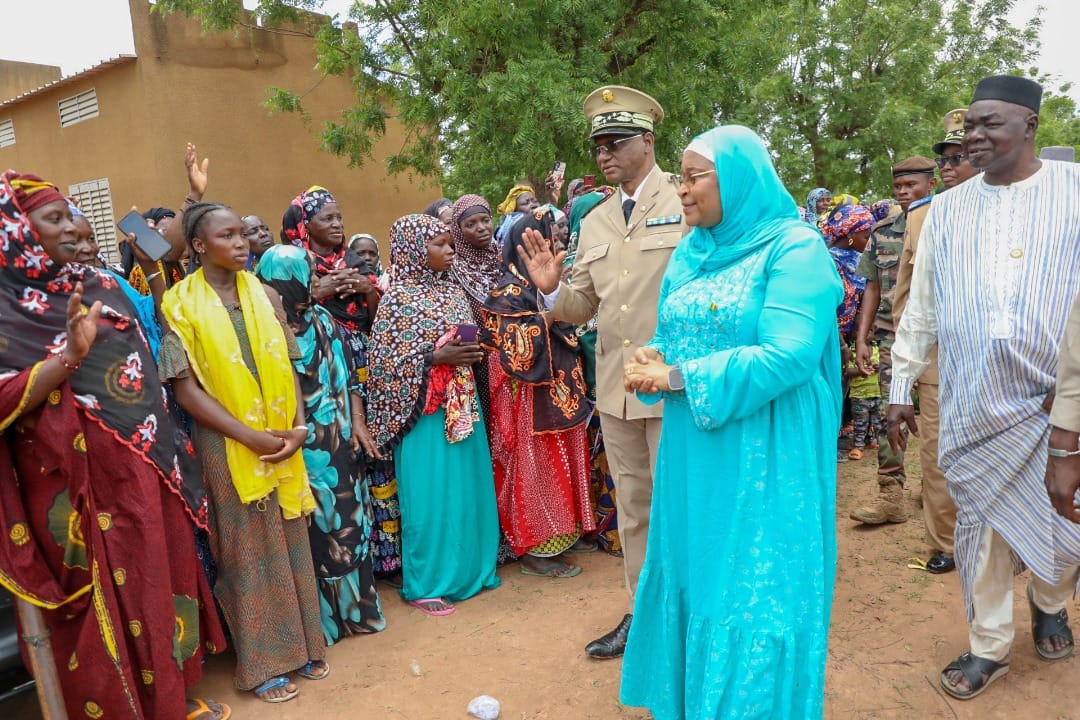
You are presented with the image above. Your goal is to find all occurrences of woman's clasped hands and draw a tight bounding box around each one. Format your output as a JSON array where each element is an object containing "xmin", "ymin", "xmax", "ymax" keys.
[{"xmin": 624, "ymin": 347, "xmax": 673, "ymax": 394}]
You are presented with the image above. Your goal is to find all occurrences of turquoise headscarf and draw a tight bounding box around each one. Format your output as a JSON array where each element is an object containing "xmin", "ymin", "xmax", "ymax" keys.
[{"xmin": 664, "ymin": 125, "xmax": 818, "ymax": 292}]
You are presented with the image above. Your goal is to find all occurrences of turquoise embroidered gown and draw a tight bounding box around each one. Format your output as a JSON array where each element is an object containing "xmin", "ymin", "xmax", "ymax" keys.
[{"xmin": 619, "ymin": 231, "xmax": 842, "ymax": 719}]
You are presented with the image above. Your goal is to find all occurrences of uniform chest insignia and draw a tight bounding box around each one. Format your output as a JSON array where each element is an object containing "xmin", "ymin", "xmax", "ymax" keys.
[{"xmin": 645, "ymin": 214, "xmax": 682, "ymax": 227}]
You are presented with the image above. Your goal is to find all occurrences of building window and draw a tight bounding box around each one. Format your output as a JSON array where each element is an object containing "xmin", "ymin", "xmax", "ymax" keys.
[
  {"xmin": 58, "ymin": 89, "xmax": 99, "ymax": 128},
  {"xmin": 0, "ymin": 119, "xmax": 13, "ymax": 148},
  {"xmin": 68, "ymin": 178, "xmax": 118, "ymax": 262}
]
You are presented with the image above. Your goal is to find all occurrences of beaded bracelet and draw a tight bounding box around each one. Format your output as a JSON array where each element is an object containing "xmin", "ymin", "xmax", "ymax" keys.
[{"xmin": 51, "ymin": 350, "xmax": 82, "ymax": 371}]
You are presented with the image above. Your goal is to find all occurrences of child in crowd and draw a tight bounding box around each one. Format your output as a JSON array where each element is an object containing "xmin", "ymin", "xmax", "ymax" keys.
[{"xmin": 845, "ymin": 343, "xmax": 881, "ymax": 460}]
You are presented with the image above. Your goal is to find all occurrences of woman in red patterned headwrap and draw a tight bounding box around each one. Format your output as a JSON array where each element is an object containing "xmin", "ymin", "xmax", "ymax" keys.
[{"xmin": 0, "ymin": 172, "xmax": 228, "ymax": 719}]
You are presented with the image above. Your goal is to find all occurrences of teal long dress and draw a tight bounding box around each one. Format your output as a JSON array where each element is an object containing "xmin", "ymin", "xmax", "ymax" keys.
[
  {"xmin": 619, "ymin": 193, "xmax": 842, "ymax": 714},
  {"xmin": 394, "ymin": 400, "xmax": 502, "ymax": 602},
  {"xmin": 617, "ymin": 124, "xmax": 842, "ymax": 720}
]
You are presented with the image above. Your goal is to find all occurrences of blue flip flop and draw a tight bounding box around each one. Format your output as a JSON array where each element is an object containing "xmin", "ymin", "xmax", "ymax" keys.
[{"xmin": 253, "ymin": 676, "xmax": 298, "ymax": 703}]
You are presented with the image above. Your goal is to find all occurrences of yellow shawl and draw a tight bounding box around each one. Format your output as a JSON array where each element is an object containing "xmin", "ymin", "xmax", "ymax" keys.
[{"xmin": 162, "ymin": 269, "xmax": 313, "ymax": 519}]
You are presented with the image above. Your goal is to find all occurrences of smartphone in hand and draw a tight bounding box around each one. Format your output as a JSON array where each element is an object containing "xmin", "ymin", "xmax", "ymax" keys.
[
  {"xmin": 118, "ymin": 210, "xmax": 171, "ymax": 262},
  {"xmin": 457, "ymin": 323, "xmax": 478, "ymax": 343},
  {"xmin": 551, "ymin": 161, "xmax": 567, "ymax": 184}
]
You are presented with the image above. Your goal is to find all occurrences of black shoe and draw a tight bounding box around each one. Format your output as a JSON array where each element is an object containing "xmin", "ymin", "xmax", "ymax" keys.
[
  {"xmin": 927, "ymin": 553, "xmax": 956, "ymax": 574},
  {"xmin": 585, "ymin": 614, "xmax": 632, "ymax": 659}
]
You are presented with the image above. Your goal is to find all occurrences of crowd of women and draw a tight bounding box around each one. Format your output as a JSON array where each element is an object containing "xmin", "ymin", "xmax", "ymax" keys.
[{"xmin": 0, "ymin": 133, "xmax": 633, "ymax": 717}]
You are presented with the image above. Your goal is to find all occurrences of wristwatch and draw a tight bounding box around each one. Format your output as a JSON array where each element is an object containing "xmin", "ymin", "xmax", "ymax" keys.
[{"xmin": 668, "ymin": 366, "xmax": 685, "ymax": 392}]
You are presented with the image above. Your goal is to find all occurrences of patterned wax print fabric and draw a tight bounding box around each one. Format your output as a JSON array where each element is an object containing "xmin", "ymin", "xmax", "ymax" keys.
[
  {"xmin": 480, "ymin": 208, "xmax": 593, "ymax": 556},
  {"xmin": 0, "ymin": 170, "xmax": 224, "ymax": 719},
  {"xmin": 367, "ymin": 213, "xmax": 502, "ymax": 603},
  {"xmin": 256, "ymin": 245, "xmax": 385, "ymax": 644},
  {"xmin": 619, "ymin": 126, "xmax": 843, "ymax": 720},
  {"xmin": 282, "ymin": 186, "xmax": 379, "ymax": 335}
]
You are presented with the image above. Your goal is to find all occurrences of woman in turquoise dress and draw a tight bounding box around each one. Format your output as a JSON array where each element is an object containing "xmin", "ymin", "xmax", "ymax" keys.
[
  {"xmin": 365, "ymin": 214, "xmax": 501, "ymax": 616},
  {"xmin": 255, "ymin": 245, "xmax": 386, "ymax": 644},
  {"xmin": 620, "ymin": 125, "xmax": 843, "ymax": 719}
]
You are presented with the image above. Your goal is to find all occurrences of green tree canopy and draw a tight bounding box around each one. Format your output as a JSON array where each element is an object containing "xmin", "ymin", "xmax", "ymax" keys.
[{"xmin": 155, "ymin": 0, "xmax": 1071, "ymax": 205}]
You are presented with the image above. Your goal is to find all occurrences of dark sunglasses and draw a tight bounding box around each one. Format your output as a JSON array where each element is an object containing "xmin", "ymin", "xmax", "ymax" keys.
[{"xmin": 935, "ymin": 154, "xmax": 968, "ymax": 168}]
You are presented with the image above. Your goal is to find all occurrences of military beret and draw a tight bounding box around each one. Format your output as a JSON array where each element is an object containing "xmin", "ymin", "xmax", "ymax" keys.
[
  {"xmin": 970, "ymin": 75, "xmax": 1042, "ymax": 113},
  {"xmin": 584, "ymin": 85, "xmax": 664, "ymax": 139},
  {"xmin": 892, "ymin": 156, "xmax": 937, "ymax": 177}
]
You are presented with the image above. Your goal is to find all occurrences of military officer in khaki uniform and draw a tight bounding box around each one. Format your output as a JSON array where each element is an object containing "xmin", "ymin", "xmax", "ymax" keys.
[
  {"xmin": 520, "ymin": 85, "xmax": 686, "ymax": 658},
  {"xmin": 891, "ymin": 111, "xmax": 979, "ymax": 574},
  {"xmin": 851, "ymin": 156, "xmax": 936, "ymax": 526}
]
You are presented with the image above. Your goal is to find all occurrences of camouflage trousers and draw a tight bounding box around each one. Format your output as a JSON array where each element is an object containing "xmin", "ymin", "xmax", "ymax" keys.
[
  {"xmin": 851, "ymin": 397, "xmax": 882, "ymax": 449},
  {"xmin": 876, "ymin": 330, "xmax": 906, "ymax": 483}
]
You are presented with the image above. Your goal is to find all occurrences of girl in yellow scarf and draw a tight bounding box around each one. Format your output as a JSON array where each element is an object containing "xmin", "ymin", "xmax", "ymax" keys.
[{"xmin": 160, "ymin": 202, "xmax": 326, "ymax": 703}]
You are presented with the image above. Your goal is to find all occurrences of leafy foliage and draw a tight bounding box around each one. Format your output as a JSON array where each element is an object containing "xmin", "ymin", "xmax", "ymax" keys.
[{"xmin": 154, "ymin": 0, "xmax": 1070, "ymax": 203}]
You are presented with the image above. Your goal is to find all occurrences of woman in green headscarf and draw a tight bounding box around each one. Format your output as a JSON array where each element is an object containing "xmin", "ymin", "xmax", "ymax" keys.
[{"xmin": 620, "ymin": 126, "xmax": 843, "ymax": 719}]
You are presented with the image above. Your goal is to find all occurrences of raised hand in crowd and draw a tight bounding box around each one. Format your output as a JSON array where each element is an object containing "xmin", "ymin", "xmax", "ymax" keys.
[{"xmin": 517, "ymin": 226, "xmax": 566, "ymax": 295}]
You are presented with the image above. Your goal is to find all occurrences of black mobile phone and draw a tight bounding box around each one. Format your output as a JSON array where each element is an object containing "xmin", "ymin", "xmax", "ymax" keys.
[{"xmin": 117, "ymin": 210, "xmax": 172, "ymax": 262}]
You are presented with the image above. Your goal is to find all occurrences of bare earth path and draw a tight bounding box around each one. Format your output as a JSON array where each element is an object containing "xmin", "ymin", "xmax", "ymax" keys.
[{"xmin": 5, "ymin": 442, "xmax": 1080, "ymax": 719}]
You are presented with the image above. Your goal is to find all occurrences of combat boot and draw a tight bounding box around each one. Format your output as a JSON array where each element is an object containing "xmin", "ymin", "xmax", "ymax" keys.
[{"xmin": 849, "ymin": 477, "xmax": 908, "ymax": 524}]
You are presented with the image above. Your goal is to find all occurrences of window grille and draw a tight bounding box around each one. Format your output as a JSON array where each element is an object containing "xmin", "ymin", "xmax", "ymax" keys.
[
  {"xmin": 58, "ymin": 89, "xmax": 99, "ymax": 128},
  {"xmin": 68, "ymin": 178, "xmax": 118, "ymax": 262}
]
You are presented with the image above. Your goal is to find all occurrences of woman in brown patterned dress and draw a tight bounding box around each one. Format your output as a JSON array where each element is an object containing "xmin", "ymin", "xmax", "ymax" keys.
[{"xmin": 161, "ymin": 202, "xmax": 326, "ymax": 704}]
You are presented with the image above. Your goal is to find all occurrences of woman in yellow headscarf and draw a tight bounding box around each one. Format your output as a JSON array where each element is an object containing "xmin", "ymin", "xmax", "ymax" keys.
[{"xmin": 160, "ymin": 201, "xmax": 326, "ymax": 704}]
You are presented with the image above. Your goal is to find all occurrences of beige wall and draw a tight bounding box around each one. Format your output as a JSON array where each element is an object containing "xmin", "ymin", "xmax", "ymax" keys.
[
  {"xmin": 0, "ymin": 60, "xmax": 61, "ymax": 103},
  {"xmin": 0, "ymin": 0, "xmax": 436, "ymax": 263}
]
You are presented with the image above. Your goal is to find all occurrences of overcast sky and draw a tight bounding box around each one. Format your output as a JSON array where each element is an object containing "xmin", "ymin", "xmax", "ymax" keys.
[{"xmin": 3, "ymin": 0, "xmax": 1077, "ymax": 99}]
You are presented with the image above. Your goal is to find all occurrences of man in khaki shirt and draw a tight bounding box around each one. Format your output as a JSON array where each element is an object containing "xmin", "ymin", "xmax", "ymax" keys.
[
  {"xmin": 892, "ymin": 109, "xmax": 979, "ymax": 574},
  {"xmin": 521, "ymin": 85, "xmax": 686, "ymax": 658},
  {"xmin": 1048, "ymin": 290, "xmax": 1080, "ymax": 521}
]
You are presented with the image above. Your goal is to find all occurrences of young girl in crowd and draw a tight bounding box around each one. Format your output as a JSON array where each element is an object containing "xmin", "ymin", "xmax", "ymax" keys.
[
  {"xmin": 366, "ymin": 214, "xmax": 501, "ymax": 616},
  {"xmin": 255, "ymin": 245, "xmax": 387, "ymax": 643},
  {"xmin": 161, "ymin": 202, "xmax": 327, "ymax": 704}
]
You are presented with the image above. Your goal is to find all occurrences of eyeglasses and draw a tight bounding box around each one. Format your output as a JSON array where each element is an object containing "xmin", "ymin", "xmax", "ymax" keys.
[
  {"xmin": 679, "ymin": 169, "xmax": 716, "ymax": 187},
  {"xmin": 592, "ymin": 134, "xmax": 643, "ymax": 158},
  {"xmin": 935, "ymin": 154, "xmax": 968, "ymax": 168}
]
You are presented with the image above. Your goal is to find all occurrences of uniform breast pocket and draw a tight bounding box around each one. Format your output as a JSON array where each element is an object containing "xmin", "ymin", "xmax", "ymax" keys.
[
  {"xmin": 639, "ymin": 230, "xmax": 683, "ymax": 253},
  {"xmin": 579, "ymin": 243, "xmax": 610, "ymax": 264},
  {"xmin": 873, "ymin": 245, "xmax": 900, "ymax": 270}
]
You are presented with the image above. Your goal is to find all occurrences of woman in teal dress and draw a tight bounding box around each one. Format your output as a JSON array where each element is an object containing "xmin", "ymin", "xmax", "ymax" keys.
[
  {"xmin": 255, "ymin": 245, "xmax": 387, "ymax": 644},
  {"xmin": 365, "ymin": 214, "xmax": 501, "ymax": 616},
  {"xmin": 620, "ymin": 126, "xmax": 843, "ymax": 719}
]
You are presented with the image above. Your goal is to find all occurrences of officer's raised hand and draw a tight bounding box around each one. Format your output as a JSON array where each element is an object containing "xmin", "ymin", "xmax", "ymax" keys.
[{"xmin": 518, "ymin": 227, "xmax": 566, "ymax": 294}]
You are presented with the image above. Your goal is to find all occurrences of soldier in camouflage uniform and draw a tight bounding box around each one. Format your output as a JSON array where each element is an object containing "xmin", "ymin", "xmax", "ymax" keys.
[{"xmin": 850, "ymin": 157, "xmax": 937, "ymax": 524}]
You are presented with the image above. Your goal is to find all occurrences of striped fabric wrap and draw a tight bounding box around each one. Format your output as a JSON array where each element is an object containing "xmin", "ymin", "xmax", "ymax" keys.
[{"xmin": 890, "ymin": 160, "xmax": 1080, "ymax": 618}]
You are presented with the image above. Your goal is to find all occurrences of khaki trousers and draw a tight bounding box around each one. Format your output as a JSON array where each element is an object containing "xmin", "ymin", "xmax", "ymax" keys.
[
  {"xmin": 598, "ymin": 411, "xmax": 661, "ymax": 607},
  {"xmin": 969, "ymin": 527, "xmax": 1079, "ymax": 661},
  {"xmin": 916, "ymin": 383, "xmax": 956, "ymax": 554}
]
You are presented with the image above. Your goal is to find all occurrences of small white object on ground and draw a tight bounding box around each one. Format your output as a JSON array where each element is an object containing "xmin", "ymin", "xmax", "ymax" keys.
[
  {"xmin": 408, "ymin": 660, "xmax": 422, "ymax": 677},
  {"xmin": 466, "ymin": 694, "xmax": 501, "ymax": 719}
]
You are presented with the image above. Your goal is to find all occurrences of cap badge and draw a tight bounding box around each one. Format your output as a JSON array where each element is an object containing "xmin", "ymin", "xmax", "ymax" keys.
[{"xmin": 602, "ymin": 90, "xmax": 614, "ymax": 103}]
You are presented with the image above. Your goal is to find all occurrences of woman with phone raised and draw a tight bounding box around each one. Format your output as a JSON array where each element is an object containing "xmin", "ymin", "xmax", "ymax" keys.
[
  {"xmin": 366, "ymin": 214, "xmax": 501, "ymax": 616},
  {"xmin": 160, "ymin": 201, "xmax": 327, "ymax": 703}
]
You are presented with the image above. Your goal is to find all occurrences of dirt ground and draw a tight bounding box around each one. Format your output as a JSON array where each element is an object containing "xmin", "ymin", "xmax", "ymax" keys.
[{"xmin": 6, "ymin": 440, "xmax": 1080, "ymax": 719}]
